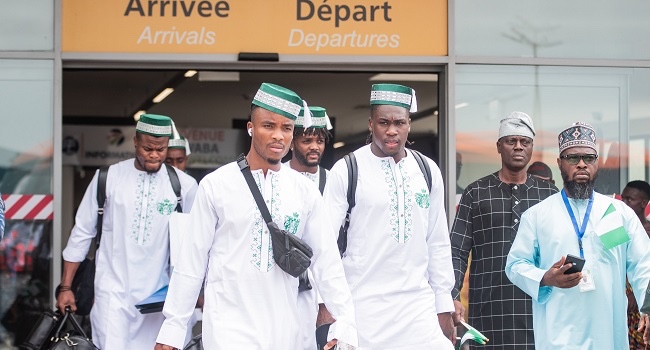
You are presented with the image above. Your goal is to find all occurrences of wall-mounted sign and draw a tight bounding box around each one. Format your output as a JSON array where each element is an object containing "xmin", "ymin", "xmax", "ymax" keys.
[
  {"xmin": 63, "ymin": 125, "xmax": 247, "ymax": 168},
  {"xmin": 62, "ymin": 0, "xmax": 447, "ymax": 56}
]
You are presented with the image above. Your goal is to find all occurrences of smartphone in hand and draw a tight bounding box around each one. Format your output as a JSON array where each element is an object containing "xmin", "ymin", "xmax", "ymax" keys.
[{"xmin": 563, "ymin": 254, "xmax": 585, "ymax": 274}]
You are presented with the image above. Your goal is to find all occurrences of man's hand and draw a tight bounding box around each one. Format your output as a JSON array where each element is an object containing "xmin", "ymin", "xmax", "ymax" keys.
[
  {"xmin": 316, "ymin": 304, "xmax": 336, "ymax": 327},
  {"xmin": 56, "ymin": 290, "xmax": 77, "ymax": 314},
  {"xmin": 438, "ymin": 312, "xmax": 456, "ymax": 345},
  {"xmin": 323, "ymin": 339, "xmax": 337, "ymax": 350},
  {"xmin": 638, "ymin": 313, "xmax": 650, "ymax": 344},
  {"xmin": 452, "ymin": 300, "xmax": 465, "ymax": 325},
  {"xmin": 154, "ymin": 343, "xmax": 176, "ymax": 350},
  {"xmin": 540, "ymin": 256, "xmax": 582, "ymax": 289}
]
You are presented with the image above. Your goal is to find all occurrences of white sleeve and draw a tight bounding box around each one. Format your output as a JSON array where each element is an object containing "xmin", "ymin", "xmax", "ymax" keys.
[
  {"xmin": 62, "ymin": 169, "xmax": 100, "ymax": 262},
  {"xmin": 425, "ymin": 161, "xmax": 455, "ymax": 314},
  {"xmin": 157, "ymin": 179, "xmax": 215, "ymax": 348},
  {"xmin": 323, "ymin": 158, "xmax": 351, "ymax": 240},
  {"xmin": 302, "ymin": 188, "xmax": 358, "ymax": 347}
]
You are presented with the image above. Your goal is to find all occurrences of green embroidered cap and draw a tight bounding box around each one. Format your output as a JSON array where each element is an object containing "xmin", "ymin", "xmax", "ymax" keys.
[
  {"xmin": 296, "ymin": 106, "xmax": 332, "ymax": 130},
  {"xmin": 136, "ymin": 114, "xmax": 173, "ymax": 137},
  {"xmin": 252, "ymin": 83, "xmax": 311, "ymax": 127},
  {"xmin": 370, "ymin": 83, "xmax": 418, "ymax": 113}
]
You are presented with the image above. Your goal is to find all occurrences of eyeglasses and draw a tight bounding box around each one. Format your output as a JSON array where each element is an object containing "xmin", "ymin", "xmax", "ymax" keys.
[{"xmin": 560, "ymin": 153, "xmax": 598, "ymax": 165}]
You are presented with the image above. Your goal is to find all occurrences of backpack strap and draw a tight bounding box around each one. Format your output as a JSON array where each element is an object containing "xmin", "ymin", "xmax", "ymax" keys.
[
  {"xmin": 318, "ymin": 166, "xmax": 326, "ymax": 195},
  {"xmin": 95, "ymin": 166, "xmax": 109, "ymax": 250},
  {"xmin": 337, "ymin": 152, "xmax": 357, "ymax": 255},
  {"xmin": 165, "ymin": 164, "xmax": 183, "ymax": 213},
  {"xmin": 409, "ymin": 149, "xmax": 432, "ymax": 192}
]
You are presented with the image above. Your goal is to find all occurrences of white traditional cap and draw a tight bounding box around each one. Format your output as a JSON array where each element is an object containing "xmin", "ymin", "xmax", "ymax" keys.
[
  {"xmin": 168, "ymin": 136, "xmax": 191, "ymax": 156},
  {"xmin": 136, "ymin": 114, "xmax": 173, "ymax": 137},
  {"xmin": 296, "ymin": 106, "xmax": 332, "ymax": 130},
  {"xmin": 370, "ymin": 83, "xmax": 418, "ymax": 113},
  {"xmin": 168, "ymin": 121, "xmax": 191, "ymax": 155},
  {"xmin": 558, "ymin": 122, "xmax": 598, "ymax": 153},
  {"xmin": 252, "ymin": 83, "xmax": 312, "ymax": 127},
  {"xmin": 498, "ymin": 111, "xmax": 536, "ymax": 139}
]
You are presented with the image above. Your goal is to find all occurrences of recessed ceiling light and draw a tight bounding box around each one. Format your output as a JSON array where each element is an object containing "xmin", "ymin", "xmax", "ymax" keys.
[
  {"xmin": 152, "ymin": 88, "xmax": 174, "ymax": 103},
  {"xmin": 133, "ymin": 110, "xmax": 146, "ymax": 121}
]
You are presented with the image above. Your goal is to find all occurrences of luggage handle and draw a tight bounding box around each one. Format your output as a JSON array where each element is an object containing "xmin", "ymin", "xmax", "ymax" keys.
[{"xmin": 51, "ymin": 307, "xmax": 89, "ymax": 342}]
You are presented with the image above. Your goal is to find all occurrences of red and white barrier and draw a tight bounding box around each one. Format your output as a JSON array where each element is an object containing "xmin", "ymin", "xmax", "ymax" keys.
[{"xmin": 1, "ymin": 194, "xmax": 54, "ymax": 220}]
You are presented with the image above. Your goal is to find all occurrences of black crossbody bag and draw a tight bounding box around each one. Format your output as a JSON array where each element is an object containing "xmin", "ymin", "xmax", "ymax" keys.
[{"xmin": 237, "ymin": 154, "xmax": 313, "ymax": 278}]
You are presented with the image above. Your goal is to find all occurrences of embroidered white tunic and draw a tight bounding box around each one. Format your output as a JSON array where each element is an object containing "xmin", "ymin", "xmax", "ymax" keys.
[
  {"xmin": 62, "ymin": 160, "xmax": 198, "ymax": 349},
  {"xmin": 505, "ymin": 192, "xmax": 650, "ymax": 350},
  {"xmin": 324, "ymin": 145, "xmax": 455, "ymax": 350},
  {"xmin": 284, "ymin": 162, "xmax": 330, "ymax": 350},
  {"xmin": 157, "ymin": 162, "xmax": 357, "ymax": 349}
]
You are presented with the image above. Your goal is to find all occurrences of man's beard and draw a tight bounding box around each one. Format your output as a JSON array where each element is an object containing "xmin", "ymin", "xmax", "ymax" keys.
[
  {"xmin": 295, "ymin": 150, "xmax": 321, "ymax": 167},
  {"xmin": 561, "ymin": 168, "xmax": 597, "ymax": 199}
]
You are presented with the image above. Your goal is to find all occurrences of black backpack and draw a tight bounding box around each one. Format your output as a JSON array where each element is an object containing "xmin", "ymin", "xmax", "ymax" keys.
[{"xmin": 337, "ymin": 149, "xmax": 432, "ymax": 255}]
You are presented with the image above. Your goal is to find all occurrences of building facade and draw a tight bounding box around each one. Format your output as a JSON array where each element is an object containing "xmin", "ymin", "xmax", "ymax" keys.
[{"xmin": 1, "ymin": 0, "xmax": 649, "ymax": 346}]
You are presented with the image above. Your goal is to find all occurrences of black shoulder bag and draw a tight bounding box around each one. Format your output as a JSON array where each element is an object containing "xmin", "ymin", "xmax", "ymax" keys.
[
  {"xmin": 47, "ymin": 308, "xmax": 98, "ymax": 350},
  {"xmin": 336, "ymin": 152, "xmax": 357, "ymax": 255},
  {"xmin": 165, "ymin": 163, "xmax": 183, "ymax": 213},
  {"xmin": 21, "ymin": 307, "xmax": 97, "ymax": 350},
  {"xmin": 237, "ymin": 154, "xmax": 313, "ymax": 278}
]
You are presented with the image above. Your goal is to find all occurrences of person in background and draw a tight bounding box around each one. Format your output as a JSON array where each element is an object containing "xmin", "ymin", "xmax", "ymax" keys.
[
  {"xmin": 155, "ymin": 83, "xmax": 358, "ymax": 350},
  {"xmin": 456, "ymin": 152, "xmax": 464, "ymax": 194},
  {"xmin": 621, "ymin": 180, "xmax": 650, "ymax": 235},
  {"xmin": 527, "ymin": 161, "xmax": 555, "ymax": 185},
  {"xmin": 166, "ymin": 133, "xmax": 191, "ymax": 172},
  {"xmin": 621, "ymin": 180, "xmax": 650, "ymax": 349},
  {"xmin": 506, "ymin": 122, "xmax": 650, "ymax": 349},
  {"xmin": 284, "ymin": 106, "xmax": 336, "ymax": 349},
  {"xmin": 324, "ymin": 83, "xmax": 456, "ymax": 349},
  {"xmin": 451, "ymin": 112, "xmax": 557, "ymax": 349},
  {"xmin": 56, "ymin": 114, "xmax": 198, "ymax": 349}
]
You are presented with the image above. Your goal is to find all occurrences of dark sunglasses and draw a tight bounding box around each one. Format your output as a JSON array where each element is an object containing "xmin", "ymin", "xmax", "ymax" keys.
[{"xmin": 560, "ymin": 153, "xmax": 598, "ymax": 165}]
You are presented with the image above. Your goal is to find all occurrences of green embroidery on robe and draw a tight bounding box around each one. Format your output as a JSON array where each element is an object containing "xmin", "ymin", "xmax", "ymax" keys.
[
  {"xmin": 381, "ymin": 160, "xmax": 399, "ymax": 241},
  {"xmin": 132, "ymin": 173, "xmax": 158, "ymax": 245},
  {"xmin": 157, "ymin": 199, "xmax": 175, "ymax": 215},
  {"xmin": 415, "ymin": 189, "xmax": 430, "ymax": 208},
  {"xmin": 249, "ymin": 171, "xmax": 282, "ymax": 272},
  {"xmin": 284, "ymin": 212, "xmax": 300, "ymax": 235}
]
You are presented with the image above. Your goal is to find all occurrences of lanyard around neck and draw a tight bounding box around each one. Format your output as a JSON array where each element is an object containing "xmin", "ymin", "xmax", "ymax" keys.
[{"xmin": 561, "ymin": 189, "xmax": 594, "ymax": 258}]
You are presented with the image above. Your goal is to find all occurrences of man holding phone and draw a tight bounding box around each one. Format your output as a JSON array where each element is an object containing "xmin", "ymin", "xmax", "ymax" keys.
[{"xmin": 505, "ymin": 122, "xmax": 650, "ymax": 349}]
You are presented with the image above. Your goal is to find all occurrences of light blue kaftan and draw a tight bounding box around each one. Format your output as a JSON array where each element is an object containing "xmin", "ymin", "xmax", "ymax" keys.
[{"xmin": 506, "ymin": 192, "xmax": 650, "ymax": 350}]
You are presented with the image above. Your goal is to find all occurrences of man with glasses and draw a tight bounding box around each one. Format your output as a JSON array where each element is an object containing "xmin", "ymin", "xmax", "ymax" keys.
[
  {"xmin": 451, "ymin": 112, "xmax": 557, "ymax": 349},
  {"xmin": 506, "ymin": 122, "xmax": 650, "ymax": 349}
]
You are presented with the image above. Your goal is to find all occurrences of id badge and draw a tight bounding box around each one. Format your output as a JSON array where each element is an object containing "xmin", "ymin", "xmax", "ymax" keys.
[{"xmin": 578, "ymin": 268, "xmax": 596, "ymax": 292}]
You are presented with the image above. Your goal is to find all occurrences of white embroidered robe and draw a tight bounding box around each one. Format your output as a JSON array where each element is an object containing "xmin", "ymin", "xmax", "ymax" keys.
[
  {"xmin": 324, "ymin": 145, "xmax": 455, "ymax": 350},
  {"xmin": 62, "ymin": 159, "xmax": 198, "ymax": 349},
  {"xmin": 157, "ymin": 162, "xmax": 357, "ymax": 349}
]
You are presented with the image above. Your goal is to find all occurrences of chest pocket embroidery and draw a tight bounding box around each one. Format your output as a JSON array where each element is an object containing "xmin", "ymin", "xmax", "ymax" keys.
[{"xmin": 157, "ymin": 199, "xmax": 175, "ymax": 215}]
